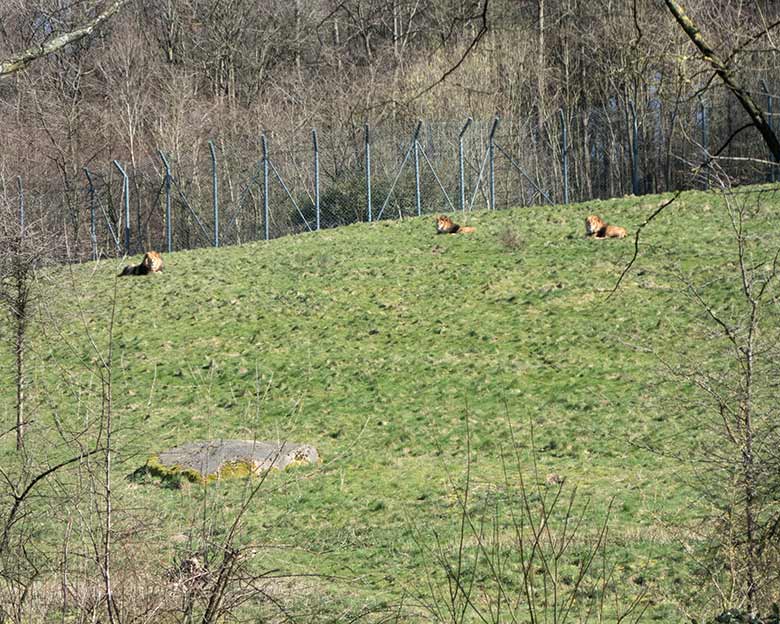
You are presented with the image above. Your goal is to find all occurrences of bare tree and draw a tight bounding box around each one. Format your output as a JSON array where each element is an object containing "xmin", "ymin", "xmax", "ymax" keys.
[
  {"xmin": 629, "ymin": 176, "xmax": 780, "ymax": 618},
  {"xmin": 0, "ymin": 199, "xmax": 52, "ymax": 450},
  {"xmin": 413, "ymin": 416, "xmax": 650, "ymax": 624}
]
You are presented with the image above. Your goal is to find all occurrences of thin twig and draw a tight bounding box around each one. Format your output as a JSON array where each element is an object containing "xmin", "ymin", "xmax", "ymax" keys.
[{"xmin": 609, "ymin": 190, "xmax": 683, "ymax": 298}]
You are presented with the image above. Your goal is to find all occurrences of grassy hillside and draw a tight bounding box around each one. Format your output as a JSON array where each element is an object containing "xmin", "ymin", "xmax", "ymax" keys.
[{"xmin": 2, "ymin": 187, "xmax": 779, "ymax": 621}]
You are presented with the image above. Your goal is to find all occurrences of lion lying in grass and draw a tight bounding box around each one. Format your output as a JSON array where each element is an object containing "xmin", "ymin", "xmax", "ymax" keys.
[
  {"xmin": 436, "ymin": 215, "xmax": 475, "ymax": 234},
  {"xmin": 584, "ymin": 214, "xmax": 627, "ymax": 239},
  {"xmin": 119, "ymin": 251, "xmax": 164, "ymax": 276}
]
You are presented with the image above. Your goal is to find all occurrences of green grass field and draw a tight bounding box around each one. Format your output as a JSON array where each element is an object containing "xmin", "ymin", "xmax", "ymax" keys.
[{"xmin": 2, "ymin": 186, "xmax": 779, "ymax": 621}]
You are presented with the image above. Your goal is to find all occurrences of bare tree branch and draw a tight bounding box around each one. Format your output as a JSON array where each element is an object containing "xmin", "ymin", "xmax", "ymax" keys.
[
  {"xmin": 0, "ymin": 448, "xmax": 103, "ymax": 556},
  {"xmin": 608, "ymin": 189, "xmax": 683, "ymax": 298},
  {"xmin": 0, "ymin": 0, "xmax": 130, "ymax": 78},
  {"xmin": 407, "ymin": 0, "xmax": 490, "ymax": 103},
  {"xmin": 725, "ymin": 17, "xmax": 780, "ymax": 65},
  {"xmin": 662, "ymin": 0, "xmax": 780, "ymax": 161}
]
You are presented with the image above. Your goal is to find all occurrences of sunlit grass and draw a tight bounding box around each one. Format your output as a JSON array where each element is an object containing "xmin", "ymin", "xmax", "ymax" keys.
[{"xmin": 2, "ymin": 186, "xmax": 780, "ymax": 620}]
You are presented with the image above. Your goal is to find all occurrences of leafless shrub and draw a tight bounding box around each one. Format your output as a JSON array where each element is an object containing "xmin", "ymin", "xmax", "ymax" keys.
[
  {"xmin": 0, "ymin": 197, "xmax": 56, "ymax": 450},
  {"xmin": 411, "ymin": 417, "xmax": 649, "ymax": 624},
  {"xmin": 0, "ymin": 262, "xmax": 305, "ymax": 623},
  {"xmin": 628, "ymin": 167, "xmax": 780, "ymax": 618}
]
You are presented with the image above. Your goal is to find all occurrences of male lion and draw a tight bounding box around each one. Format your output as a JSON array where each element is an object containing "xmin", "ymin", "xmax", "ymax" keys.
[
  {"xmin": 584, "ymin": 214, "xmax": 627, "ymax": 239},
  {"xmin": 436, "ymin": 214, "xmax": 475, "ymax": 234},
  {"xmin": 119, "ymin": 251, "xmax": 164, "ymax": 276}
]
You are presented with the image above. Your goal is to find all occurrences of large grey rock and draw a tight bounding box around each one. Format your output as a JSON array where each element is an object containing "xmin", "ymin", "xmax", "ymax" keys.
[{"xmin": 155, "ymin": 440, "xmax": 319, "ymax": 480}]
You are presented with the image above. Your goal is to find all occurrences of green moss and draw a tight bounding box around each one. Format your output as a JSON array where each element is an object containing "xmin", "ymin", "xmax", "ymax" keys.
[
  {"xmin": 142, "ymin": 454, "xmax": 205, "ymax": 485},
  {"xmin": 214, "ymin": 459, "xmax": 262, "ymax": 481},
  {"xmin": 140, "ymin": 455, "xmax": 270, "ymax": 485}
]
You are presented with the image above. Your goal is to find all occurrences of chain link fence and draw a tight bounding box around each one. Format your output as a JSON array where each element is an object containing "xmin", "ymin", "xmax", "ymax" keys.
[{"xmin": 5, "ymin": 86, "xmax": 780, "ymax": 262}]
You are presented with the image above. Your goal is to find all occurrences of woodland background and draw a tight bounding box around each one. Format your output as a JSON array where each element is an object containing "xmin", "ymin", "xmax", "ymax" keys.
[{"xmin": 1, "ymin": 0, "xmax": 780, "ymax": 255}]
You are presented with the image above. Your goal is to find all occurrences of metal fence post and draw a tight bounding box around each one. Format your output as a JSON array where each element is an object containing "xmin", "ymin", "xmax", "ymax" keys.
[
  {"xmin": 414, "ymin": 126, "xmax": 422, "ymax": 216},
  {"xmin": 16, "ymin": 177, "xmax": 24, "ymax": 238},
  {"xmin": 769, "ymin": 91, "xmax": 776, "ymax": 183},
  {"xmin": 262, "ymin": 133, "xmax": 270, "ymax": 241},
  {"xmin": 700, "ymin": 98, "xmax": 709, "ymax": 190},
  {"xmin": 629, "ymin": 101, "xmax": 639, "ymax": 195},
  {"xmin": 560, "ymin": 109, "xmax": 570, "ymax": 204},
  {"xmin": 365, "ymin": 123, "xmax": 372, "ymax": 222},
  {"xmin": 209, "ymin": 140, "xmax": 219, "ymax": 247},
  {"xmin": 312, "ymin": 128, "xmax": 320, "ymax": 230},
  {"xmin": 113, "ymin": 160, "xmax": 130, "ymax": 253},
  {"xmin": 459, "ymin": 117, "xmax": 473, "ymax": 213},
  {"xmin": 762, "ymin": 80, "xmax": 776, "ymax": 183},
  {"xmin": 158, "ymin": 150, "xmax": 173, "ymax": 253},
  {"xmin": 84, "ymin": 169, "xmax": 97, "ymax": 260},
  {"xmin": 136, "ymin": 174, "xmax": 141, "ymax": 249},
  {"xmin": 771, "ymin": 96, "xmax": 776, "ymax": 183},
  {"xmin": 488, "ymin": 116, "xmax": 499, "ymax": 210}
]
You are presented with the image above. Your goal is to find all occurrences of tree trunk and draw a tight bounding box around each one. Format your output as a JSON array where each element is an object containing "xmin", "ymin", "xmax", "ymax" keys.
[
  {"xmin": 15, "ymin": 304, "xmax": 24, "ymax": 451},
  {"xmin": 13, "ymin": 254, "xmax": 28, "ymax": 452},
  {"xmin": 742, "ymin": 307, "xmax": 758, "ymax": 615},
  {"xmin": 537, "ymin": 0, "xmax": 545, "ymax": 135}
]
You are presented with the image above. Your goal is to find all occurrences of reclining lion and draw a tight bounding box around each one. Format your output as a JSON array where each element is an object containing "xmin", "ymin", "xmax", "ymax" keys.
[
  {"xmin": 119, "ymin": 251, "xmax": 164, "ymax": 276},
  {"xmin": 436, "ymin": 214, "xmax": 475, "ymax": 234},
  {"xmin": 584, "ymin": 214, "xmax": 627, "ymax": 239}
]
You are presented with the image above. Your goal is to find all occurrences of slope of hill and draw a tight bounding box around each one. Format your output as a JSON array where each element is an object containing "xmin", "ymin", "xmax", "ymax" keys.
[{"xmin": 3, "ymin": 187, "xmax": 779, "ymax": 621}]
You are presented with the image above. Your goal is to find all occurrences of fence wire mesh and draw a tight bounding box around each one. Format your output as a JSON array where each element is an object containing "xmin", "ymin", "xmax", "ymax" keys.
[{"xmin": 6, "ymin": 88, "xmax": 780, "ymax": 262}]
